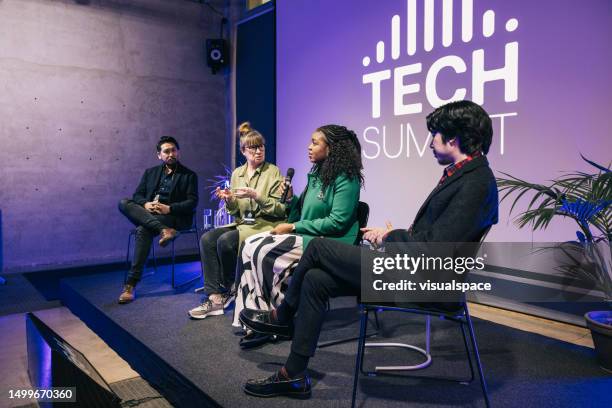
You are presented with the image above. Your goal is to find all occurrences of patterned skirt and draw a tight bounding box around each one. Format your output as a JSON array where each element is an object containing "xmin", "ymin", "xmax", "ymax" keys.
[{"xmin": 232, "ymin": 231, "xmax": 304, "ymax": 327}]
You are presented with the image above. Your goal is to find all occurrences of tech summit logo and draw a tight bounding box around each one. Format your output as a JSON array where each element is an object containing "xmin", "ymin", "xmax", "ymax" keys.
[{"xmin": 361, "ymin": 0, "xmax": 518, "ymax": 159}]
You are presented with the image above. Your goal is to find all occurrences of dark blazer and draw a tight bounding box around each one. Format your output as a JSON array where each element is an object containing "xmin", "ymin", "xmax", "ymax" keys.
[
  {"xmin": 132, "ymin": 162, "xmax": 198, "ymax": 221},
  {"xmin": 386, "ymin": 155, "xmax": 498, "ymax": 244}
]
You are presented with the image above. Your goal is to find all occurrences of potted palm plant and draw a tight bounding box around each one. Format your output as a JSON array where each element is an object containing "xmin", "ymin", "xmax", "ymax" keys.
[{"xmin": 497, "ymin": 155, "xmax": 611, "ymax": 372}]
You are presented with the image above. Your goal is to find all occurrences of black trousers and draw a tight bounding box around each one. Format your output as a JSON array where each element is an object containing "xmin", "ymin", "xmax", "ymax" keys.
[
  {"xmin": 284, "ymin": 238, "xmax": 373, "ymax": 357},
  {"xmin": 118, "ymin": 198, "xmax": 190, "ymax": 285},
  {"xmin": 200, "ymin": 226, "xmax": 239, "ymax": 295}
]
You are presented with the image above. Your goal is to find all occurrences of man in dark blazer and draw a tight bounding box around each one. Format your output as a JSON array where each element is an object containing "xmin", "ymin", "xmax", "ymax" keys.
[
  {"xmin": 238, "ymin": 100, "xmax": 499, "ymax": 399},
  {"xmin": 117, "ymin": 136, "xmax": 198, "ymax": 304}
]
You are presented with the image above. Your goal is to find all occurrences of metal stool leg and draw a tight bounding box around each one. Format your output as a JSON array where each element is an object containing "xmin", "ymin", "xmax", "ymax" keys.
[
  {"xmin": 172, "ymin": 229, "xmax": 203, "ymax": 289},
  {"xmin": 359, "ymin": 308, "xmax": 370, "ymax": 376},
  {"xmin": 373, "ymin": 308, "xmax": 380, "ymax": 330},
  {"xmin": 364, "ymin": 315, "xmax": 432, "ymax": 372},
  {"xmin": 152, "ymin": 241, "xmax": 157, "ymax": 273},
  {"xmin": 194, "ymin": 228, "xmax": 204, "ymax": 281},
  {"xmin": 193, "ymin": 231, "xmax": 204, "ymax": 276},
  {"xmin": 459, "ymin": 321, "xmax": 476, "ymax": 383},
  {"xmin": 465, "ymin": 306, "xmax": 490, "ymax": 407},
  {"xmin": 351, "ymin": 305, "xmax": 368, "ymax": 408},
  {"xmin": 140, "ymin": 238, "xmax": 155, "ymax": 279},
  {"xmin": 360, "ymin": 312, "xmax": 474, "ymax": 378},
  {"xmin": 171, "ymin": 239, "xmax": 176, "ymax": 288}
]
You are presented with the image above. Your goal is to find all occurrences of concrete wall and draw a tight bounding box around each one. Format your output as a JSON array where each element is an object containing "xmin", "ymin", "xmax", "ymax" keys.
[{"xmin": 0, "ymin": 0, "xmax": 235, "ymax": 272}]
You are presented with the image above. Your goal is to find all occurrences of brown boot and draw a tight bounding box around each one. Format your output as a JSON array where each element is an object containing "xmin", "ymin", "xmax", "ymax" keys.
[
  {"xmin": 118, "ymin": 284, "xmax": 135, "ymax": 304},
  {"xmin": 159, "ymin": 228, "xmax": 178, "ymax": 247}
]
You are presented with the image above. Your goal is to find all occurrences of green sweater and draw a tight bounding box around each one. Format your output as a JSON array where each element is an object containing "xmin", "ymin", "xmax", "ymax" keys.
[{"xmin": 288, "ymin": 172, "xmax": 360, "ymax": 248}]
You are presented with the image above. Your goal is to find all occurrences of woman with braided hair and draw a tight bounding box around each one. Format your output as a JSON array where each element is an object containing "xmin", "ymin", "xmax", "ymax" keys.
[{"xmin": 232, "ymin": 125, "xmax": 364, "ymax": 343}]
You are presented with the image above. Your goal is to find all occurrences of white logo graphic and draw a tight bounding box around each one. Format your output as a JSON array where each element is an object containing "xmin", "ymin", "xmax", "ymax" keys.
[{"xmin": 361, "ymin": 0, "xmax": 519, "ymax": 158}]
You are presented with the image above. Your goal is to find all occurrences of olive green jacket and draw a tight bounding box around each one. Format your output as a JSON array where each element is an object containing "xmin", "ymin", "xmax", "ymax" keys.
[
  {"xmin": 224, "ymin": 162, "xmax": 287, "ymax": 245},
  {"xmin": 288, "ymin": 172, "xmax": 360, "ymax": 248}
]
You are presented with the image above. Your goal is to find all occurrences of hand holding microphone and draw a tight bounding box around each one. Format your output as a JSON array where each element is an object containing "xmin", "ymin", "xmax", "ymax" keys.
[
  {"xmin": 279, "ymin": 183, "xmax": 293, "ymax": 202},
  {"xmin": 280, "ymin": 168, "xmax": 295, "ymax": 204}
]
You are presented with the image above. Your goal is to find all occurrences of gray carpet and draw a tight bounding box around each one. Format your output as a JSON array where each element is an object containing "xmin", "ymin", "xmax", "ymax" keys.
[
  {"xmin": 0, "ymin": 273, "xmax": 60, "ymax": 316},
  {"xmin": 61, "ymin": 262, "xmax": 612, "ymax": 407}
]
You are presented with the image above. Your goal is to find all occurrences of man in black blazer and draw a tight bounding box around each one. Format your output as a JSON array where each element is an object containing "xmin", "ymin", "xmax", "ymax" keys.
[
  {"xmin": 238, "ymin": 100, "xmax": 499, "ymax": 399},
  {"xmin": 117, "ymin": 136, "xmax": 198, "ymax": 304}
]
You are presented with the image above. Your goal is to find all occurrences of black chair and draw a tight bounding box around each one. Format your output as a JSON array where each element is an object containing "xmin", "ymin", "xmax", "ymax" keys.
[
  {"xmin": 125, "ymin": 218, "xmax": 203, "ymax": 289},
  {"xmin": 351, "ymin": 302, "xmax": 490, "ymax": 407},
  {"xmin": 351, "ymin": 228, "xmax": 492, "ymax": 408},
  {"xmin": 354, "ymin": 201, "xmax": 370, "ymax": 245},
  {"xmin": 317, "ymin": 201, "xmax": 381, "ymax": 349}
]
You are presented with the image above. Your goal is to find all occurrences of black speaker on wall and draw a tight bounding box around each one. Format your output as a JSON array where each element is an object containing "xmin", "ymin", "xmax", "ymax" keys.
[{"xmin": 206, "ymin": 38, "xmax": 227, "ymax": 74}]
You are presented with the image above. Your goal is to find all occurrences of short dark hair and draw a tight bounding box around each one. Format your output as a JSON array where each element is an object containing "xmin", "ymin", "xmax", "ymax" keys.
[
  {"xmin": 157, "ymin": 136, "xmax": 179, "ymax": 152},
  {"xmin": 426, "ymin": 100, "xmax": 493, "ymax": 155}
]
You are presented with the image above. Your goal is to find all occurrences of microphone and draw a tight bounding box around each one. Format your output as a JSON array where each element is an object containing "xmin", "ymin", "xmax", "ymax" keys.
[{"xmin": 280, "ymin": 168, "xmax": 295, "ymax": 204}]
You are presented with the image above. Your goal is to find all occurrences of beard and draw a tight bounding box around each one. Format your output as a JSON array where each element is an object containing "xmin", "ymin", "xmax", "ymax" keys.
[{"xmin": 433, "ymin": 152, "xmax": 453, "ymax": 166}]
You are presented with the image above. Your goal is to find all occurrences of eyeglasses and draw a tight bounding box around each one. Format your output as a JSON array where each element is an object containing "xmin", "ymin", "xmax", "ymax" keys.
[{"xmin": 245, "ymin": 145, "xmax": 265, "ymax": 152}]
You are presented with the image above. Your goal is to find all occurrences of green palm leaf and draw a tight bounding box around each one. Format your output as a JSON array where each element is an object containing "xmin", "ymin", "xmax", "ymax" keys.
[{"xmin": 496, "ymin": 157, "xmax": 611, "ymax": 241}]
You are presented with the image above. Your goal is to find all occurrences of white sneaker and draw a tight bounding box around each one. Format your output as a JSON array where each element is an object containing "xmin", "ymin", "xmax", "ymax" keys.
[{"xmin": 188, "ymin": 299, "xmax": 224, "ymax": 319}]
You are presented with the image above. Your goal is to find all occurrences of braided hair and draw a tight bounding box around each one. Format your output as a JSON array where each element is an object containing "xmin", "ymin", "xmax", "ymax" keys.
[{"xmin": 312, "ymin": 124, "xmax": 364, "ymax": 193}]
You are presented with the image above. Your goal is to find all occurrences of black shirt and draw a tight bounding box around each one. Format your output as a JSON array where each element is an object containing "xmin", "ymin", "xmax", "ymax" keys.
[{"xmin": 155, "ymin": 169, "xmax": 174, "ymax": 204}]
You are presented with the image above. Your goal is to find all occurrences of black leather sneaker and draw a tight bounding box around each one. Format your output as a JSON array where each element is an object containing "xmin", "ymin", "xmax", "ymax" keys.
[{"xmin": 244, "ymin": 371, "xmax": 311, "ymax": 399}]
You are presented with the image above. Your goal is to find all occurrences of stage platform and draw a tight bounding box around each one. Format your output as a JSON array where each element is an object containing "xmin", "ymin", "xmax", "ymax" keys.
[{"xmin": 59, "ymin": 262, "xmax": 611, "ymax": 408}]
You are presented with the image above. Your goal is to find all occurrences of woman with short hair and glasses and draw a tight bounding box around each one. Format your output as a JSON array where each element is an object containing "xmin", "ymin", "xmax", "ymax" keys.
[{"xmin": 188, "ymin": 122, "xmax": 286, "ymax": 319}]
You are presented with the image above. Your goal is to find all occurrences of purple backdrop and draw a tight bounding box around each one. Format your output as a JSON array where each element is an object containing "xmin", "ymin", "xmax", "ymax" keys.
[{"xmin": 276, "ymin": 0, "xmax": 611, "ymax": 241}]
